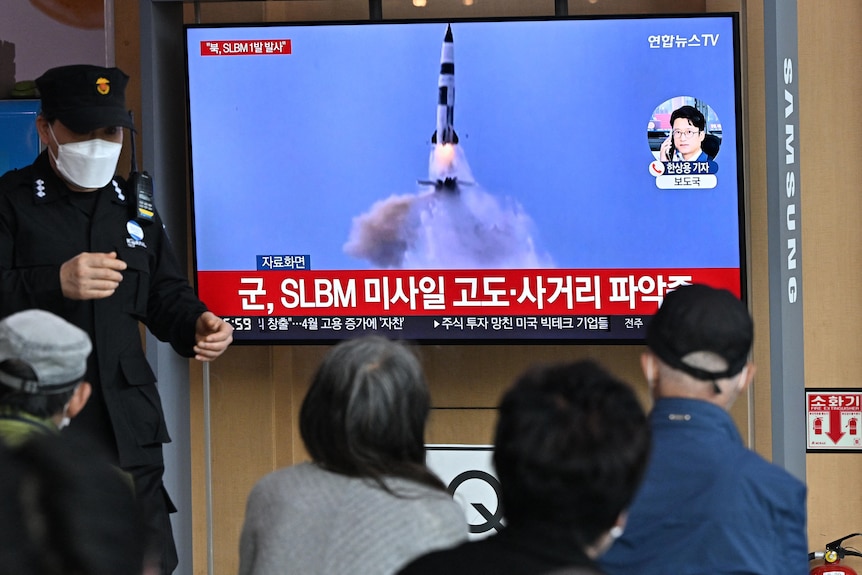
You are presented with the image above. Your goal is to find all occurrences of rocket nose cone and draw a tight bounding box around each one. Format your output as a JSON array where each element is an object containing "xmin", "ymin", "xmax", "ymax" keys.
[{"xmin": 444, "ymin": 24, "xmax": 453, "ymax": 42}]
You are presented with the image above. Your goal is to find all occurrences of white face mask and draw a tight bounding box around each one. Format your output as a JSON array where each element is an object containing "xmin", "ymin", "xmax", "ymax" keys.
[
  {"xmin": 48, "ymin": 124, "xmax": 122, "ymax": 189},
  {"xmin": 58, "ymin": 400, "xmax": 72, "ymax": 430}
]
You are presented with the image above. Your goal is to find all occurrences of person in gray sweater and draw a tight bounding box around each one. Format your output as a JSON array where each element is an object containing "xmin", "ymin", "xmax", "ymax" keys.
[{"xmin": 238, "ymin": 336, "xmax": 467, "ymax": 575}]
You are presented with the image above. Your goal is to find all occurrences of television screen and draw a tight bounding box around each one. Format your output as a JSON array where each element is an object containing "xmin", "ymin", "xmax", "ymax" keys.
[{"xmin": 184, "ymin": 14, "xmax": 744, "ymax": 343}]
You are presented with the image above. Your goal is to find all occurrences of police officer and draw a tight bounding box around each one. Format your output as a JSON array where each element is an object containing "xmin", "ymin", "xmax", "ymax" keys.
[{"xmin": 0, "ymin": 64, "xmax": 234, "ymax": 574}]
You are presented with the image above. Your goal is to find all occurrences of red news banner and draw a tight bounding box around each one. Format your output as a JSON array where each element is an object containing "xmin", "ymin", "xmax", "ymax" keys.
[
  {"xmin": 197, "ymin": 268, "xmax": 740, "ymax": 317},
  {"xmin": 200, "ymin": 39, "xmax": 292, "ymax": 56}
]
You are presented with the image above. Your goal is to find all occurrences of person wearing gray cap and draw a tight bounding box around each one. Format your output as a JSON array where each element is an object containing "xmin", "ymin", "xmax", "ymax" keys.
[
  {"xmin": 0, "ymin": 64, "xmax": 234, "ymax": 575},
  {"xmin": 0, "ymin": 309, "xmax": 93, "ymax": 446},
  {"xmin": 599, "ymin": 283, "xmax": 808, "ymax": 575}
]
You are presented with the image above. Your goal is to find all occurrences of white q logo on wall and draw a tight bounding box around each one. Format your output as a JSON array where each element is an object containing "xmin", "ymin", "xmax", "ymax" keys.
[{"xmin": 425, "ymin": 445, "xmax": 503, "ymax": 540}]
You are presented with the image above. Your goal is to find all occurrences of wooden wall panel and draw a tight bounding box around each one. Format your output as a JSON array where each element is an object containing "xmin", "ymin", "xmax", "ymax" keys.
[
  {"xmin": 422, "ymin": 344, "xmax": 646, "ymax": 407},
  {"xmin": 185, "ymin": 1, "xmax": 368, "ymax": 23},
  {"xmin": 113, "ymin": 0, "xmax": 141, "ymax": 195},
  {"xmin": 184, "ymin": 0, "xmax": 713, "ymax": 25},
  {"xmin": 798, "ymin": 0, "xmax": 862, "ymax": 568},
  {"xmin": 272, "ymin": 345, "xmax": 330, "ymax": 466},
  {"xmin": 427, "ymin": 408, "xmax": 498, "ymax": 445},
  {"xmin": 383, "ymin": 0, "xmax": 553, "ymax": 19},
  {"xmin": 208, "ymin": 346, "xmax": 277, "ymax": 570}
]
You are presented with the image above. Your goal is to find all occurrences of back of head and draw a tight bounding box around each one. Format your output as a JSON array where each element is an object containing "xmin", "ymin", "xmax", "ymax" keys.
[
  {"xmin": 646, "ymin": 283, "xmax": 752, "ymax": 382},
  {"xmin": 0, "ymin": 310, "xmax": 92, "ymax": 418},
  {"xmin": 299, "ymin": 336, "xmax": 442, "ymax": 490},
  {"xmin": 493, "ymin": 360, "xmax": 650, "ymax": 547},
  {"xmin": 0, "ymin": 434, "xmax": 146, "ymax": 575}
]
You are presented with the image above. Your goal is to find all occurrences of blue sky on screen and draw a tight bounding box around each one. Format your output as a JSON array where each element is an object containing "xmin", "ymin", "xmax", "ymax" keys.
[{"xmin": 186, "ymin": 16, "xmax": 739, "ymax": 272}]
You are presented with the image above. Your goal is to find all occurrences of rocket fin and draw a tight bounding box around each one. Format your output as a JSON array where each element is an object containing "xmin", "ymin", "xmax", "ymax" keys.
[{"xmin": 431, "ymin": 130, "xmax": 458, "ymax": 145}]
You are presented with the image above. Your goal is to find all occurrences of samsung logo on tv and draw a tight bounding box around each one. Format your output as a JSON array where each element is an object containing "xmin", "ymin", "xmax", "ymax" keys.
[{"xmin": 784, "ymin": 57, "xmax": 799, "ymax": 304}]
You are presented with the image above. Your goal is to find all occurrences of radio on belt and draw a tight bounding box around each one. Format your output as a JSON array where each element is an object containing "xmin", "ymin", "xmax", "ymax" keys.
[{"xmin": 127, "ymin": 110, "xmax": 155, "ymax": 223}]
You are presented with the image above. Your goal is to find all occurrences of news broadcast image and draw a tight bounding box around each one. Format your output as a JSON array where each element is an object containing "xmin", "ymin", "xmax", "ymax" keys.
[{"xmin": 185, "ymin": 15, "xmax": 742, "ymax": 342}]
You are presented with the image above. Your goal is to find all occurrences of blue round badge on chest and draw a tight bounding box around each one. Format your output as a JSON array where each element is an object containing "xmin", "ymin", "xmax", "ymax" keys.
[{"xmin": 126, "ymin": 220, "xmax": 144, "ymax": 241}]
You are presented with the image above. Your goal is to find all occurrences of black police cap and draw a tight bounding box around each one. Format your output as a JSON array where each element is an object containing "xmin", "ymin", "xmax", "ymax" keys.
[
  {"xmin": 646, "ymin": 284, "xmax": 753, "ymax": 381},
  {"xmin": 36, "ymin": 64, "xmax": 134, "ymax": 134}
]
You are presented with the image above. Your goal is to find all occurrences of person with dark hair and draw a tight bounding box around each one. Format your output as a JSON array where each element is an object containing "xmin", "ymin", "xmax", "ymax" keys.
[
  {"xmin": 0, "ymin": 434, "xmax": 149, "ymax": 575},
  {"xmin": 659, "ymin": 104, "xmax": 710, "ymax": 162},
  {"xmin": 0, "ymin": 309, "xmax": 92, "ymax": 446},
  {"xmin": 0, "ymin": 64, "xmax": 234, "ymax": 574},
  {"xmin": 238, "ymin": 336, "xmax": 467, "ymax": 575},
  {"xmin": 599, "ymin": 283, "xmax": 808, "ymax": 575},
  {"xmin": 398, "ymin": 359, "xmax": 651, "ymax": 575}
]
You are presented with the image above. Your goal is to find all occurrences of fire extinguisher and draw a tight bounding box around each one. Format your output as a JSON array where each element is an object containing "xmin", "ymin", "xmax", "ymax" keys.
[
  {"xmin": 849, "ymin": 417, "xmax": 858, "ymax": 436},
  {"xmin": 814, "ymin": 417, "xmax": 824, "ymax": 435},
  {"xmin": 810, "ymin": 533, "xmax": 862, "ymax": 575}
]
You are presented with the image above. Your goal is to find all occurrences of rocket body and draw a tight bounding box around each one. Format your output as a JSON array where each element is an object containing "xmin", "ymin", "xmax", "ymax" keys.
[
  {"xmin": 433, "ymin": 24, "xmax": 457, "ymax": 145},
  {"xmin": 420, "ymin": 24, "xmax": 472, "ymax": 192}
]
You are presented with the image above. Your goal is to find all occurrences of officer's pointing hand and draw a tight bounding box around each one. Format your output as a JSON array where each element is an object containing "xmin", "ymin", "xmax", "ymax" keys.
[
  {"xmin": 60, "ymin": 251, "xmax": 127, "ymax": 300},
  {"xmin": 194, "ymin": 311, "xmax": 233, "ymax": 362}
]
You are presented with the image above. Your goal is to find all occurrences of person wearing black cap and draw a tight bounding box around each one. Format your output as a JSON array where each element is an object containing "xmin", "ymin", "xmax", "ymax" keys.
[
  {"xmin": 599, "ymin": 284, "xmax": 808, "ymax": 575},
  {"xmin": 0, "ymin": 64, "xmax": 234, "ymax": 575},
  {"xmin": 0, "ymin": 309, "xmax": 93, "ymax": 446}
]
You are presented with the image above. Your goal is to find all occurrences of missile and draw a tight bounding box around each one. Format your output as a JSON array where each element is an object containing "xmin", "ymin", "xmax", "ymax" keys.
[
  {"xmin": 432, "ymin": 24, "xmax": 457, "ymax": 145},
  {"xmin": 419, "ymin": 24, "xmax": 474, "ymax": 192}
]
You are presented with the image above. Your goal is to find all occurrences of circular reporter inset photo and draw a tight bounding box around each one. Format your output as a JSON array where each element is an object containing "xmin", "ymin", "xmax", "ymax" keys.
[{"xmin": 647, "ymin": 96, "xmax": 722, "ymax": 164}]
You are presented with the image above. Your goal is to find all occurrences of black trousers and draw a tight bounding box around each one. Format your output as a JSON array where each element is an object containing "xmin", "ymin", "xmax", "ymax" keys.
[
  {"xmin": 127, "ymin": 462, "xmax": 179, "ymax": 575},
  {"xmin": 70, "ymin": 384, "xmax": 178, "ymax": 574}
]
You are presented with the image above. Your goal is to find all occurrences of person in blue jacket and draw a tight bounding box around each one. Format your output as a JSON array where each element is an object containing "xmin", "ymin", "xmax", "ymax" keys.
[
  {"xmin": 599, "ymin": 283, "xmax": 808, "ymax": 575},
  {"xmin": 0, "ymin": 64, "xmax": 234, "ymax": 574}
]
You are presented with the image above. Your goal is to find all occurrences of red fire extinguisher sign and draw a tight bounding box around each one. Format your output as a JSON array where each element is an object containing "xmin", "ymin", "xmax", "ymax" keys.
[{"xmin": 806, "ymin": 390, "xmax": 862, "ymax": 451}]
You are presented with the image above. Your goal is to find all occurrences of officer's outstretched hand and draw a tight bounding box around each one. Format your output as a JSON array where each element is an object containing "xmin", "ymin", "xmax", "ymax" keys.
[
  {"xmin": 194, "ymin": 311, "xmax": 234, "ymax": 362},
  {"xmin": 60, "ymin": 251, "xmax": 128, "ymax": 300}
]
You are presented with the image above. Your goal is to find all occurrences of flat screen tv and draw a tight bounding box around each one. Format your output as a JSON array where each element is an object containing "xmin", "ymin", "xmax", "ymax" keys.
[{"xmin": 184, "ymin": 13, "xmax": 744, "ymax": 343}]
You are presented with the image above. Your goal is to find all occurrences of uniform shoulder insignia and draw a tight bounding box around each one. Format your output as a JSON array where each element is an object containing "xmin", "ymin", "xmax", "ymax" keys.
[
  {"xmin": 112, "ymin": 179, "xmax": 126, "ymax": 202},
  {"xmin": 34, "ymin": 178, "xmax": 47, "ymax": 199}
]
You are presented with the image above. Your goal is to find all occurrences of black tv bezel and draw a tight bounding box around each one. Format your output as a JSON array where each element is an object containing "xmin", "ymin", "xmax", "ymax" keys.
[{"xmin": 182, "ymin": 12, "xmax": 747, "ymax": 346}]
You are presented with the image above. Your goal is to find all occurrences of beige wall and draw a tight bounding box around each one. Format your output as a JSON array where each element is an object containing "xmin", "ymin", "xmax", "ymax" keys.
[
  {"xmin": 107, "ymin": 1, "xmax": 862, "ymax": 573},
  {"xmin": 798, "ymin": 1, "xmax": 862, "ymax": 567}
]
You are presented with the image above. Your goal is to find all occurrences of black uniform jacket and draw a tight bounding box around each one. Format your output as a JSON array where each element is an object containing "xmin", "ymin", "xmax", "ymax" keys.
[{"xmin": 0, "ymin": 152, "xmax": 207, "ymax": 467}]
